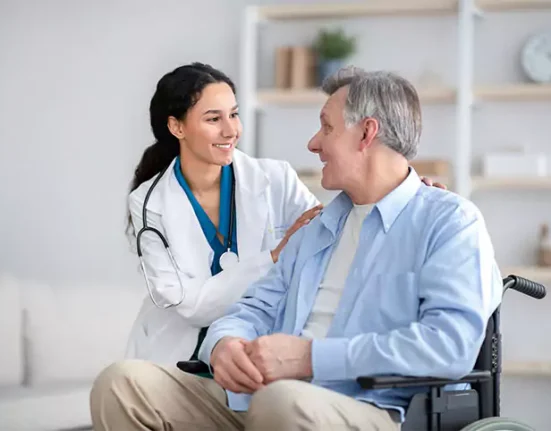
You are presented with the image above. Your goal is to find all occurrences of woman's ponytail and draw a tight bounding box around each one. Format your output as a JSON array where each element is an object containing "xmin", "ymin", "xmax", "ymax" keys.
[{"xmin": 129, "ymin": 138, "xmax": 179, "ymax": 194}]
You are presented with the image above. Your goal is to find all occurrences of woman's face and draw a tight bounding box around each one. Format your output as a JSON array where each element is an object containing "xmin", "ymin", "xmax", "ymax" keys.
[{"xmin": 171, "ymin": 82, "xmax": 242, "ymax": 167}]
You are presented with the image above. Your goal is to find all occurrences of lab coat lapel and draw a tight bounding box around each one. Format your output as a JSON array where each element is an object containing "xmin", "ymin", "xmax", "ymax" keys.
[
  {"xmin": 161, "ymin": 160, "xmax": 213, "ymax": 279},
  {"xmin": 232, "ymin": 150, "xmax": 269, "ymax": 260}
]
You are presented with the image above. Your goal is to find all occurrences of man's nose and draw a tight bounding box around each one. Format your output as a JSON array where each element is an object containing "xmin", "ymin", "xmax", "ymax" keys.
[{"xmin": 307, "ymin": 134, "xmax": 321, "ymax": 154}]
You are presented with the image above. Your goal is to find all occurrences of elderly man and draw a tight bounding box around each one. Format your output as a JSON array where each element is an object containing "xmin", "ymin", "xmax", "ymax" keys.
[{"xmin": 90, "ymin": 67, "xmax": 502, "ymax": 430}]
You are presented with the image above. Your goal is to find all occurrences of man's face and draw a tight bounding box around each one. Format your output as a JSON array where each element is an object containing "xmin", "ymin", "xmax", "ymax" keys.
[{"xmin": 307, "ymin": 86, "xmax": 365, "ymax": 191}]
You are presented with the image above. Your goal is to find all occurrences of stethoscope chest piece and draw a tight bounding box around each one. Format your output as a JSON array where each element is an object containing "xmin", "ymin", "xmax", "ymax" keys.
[{"xmin": 219, "ymin": 250, "xmax": 239, "ymax": 270}]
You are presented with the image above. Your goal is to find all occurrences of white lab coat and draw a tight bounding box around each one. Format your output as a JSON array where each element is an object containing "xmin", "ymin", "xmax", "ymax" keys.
[{"xmin": 125, "ymin": 149, "xmax": 320, "ymax": 365}]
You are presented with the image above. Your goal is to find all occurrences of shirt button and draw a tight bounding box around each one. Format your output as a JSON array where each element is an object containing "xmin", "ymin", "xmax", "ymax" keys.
[{"xmin": 385, "ymin": 224, "xmax": 389, "ymax": 230}]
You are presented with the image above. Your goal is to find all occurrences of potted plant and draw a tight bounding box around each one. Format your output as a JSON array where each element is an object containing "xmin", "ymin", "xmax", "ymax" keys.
[{"xmin": 312, "ymin": 28, "xmax": 356, "ymax": 85}]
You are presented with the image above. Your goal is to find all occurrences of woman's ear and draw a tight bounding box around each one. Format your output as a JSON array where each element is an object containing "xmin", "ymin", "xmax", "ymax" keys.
[{"xmin": 167, "ymin": 116, "xmax": 185, "ymax": 140}]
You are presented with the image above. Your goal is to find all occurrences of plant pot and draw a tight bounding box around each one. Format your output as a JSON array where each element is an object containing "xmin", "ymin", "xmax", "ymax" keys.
[{"xmin": 317, "ymin": 59, "xmax": 345, "ymax": 86}]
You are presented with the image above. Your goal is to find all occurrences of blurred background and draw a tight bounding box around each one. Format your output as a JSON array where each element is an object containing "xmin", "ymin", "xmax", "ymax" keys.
[{"xmin": 1, "ymin": 0, "xmax": 550, "ymax": 429}]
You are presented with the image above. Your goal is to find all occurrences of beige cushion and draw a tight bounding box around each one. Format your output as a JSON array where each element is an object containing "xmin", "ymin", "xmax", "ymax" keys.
[{"xmin": 22, "ymin": 280, "xmax": 143, "ymax": 385}]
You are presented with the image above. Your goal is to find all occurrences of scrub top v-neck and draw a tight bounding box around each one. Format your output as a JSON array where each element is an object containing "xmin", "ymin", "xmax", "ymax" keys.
[{"xmin": 173, "ymin": 156, "xmax": 238, "ymax": 276}]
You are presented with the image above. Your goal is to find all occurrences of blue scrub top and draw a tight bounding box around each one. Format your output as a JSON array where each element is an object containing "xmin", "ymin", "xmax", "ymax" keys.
[{"xmin": 173, "ymin": 157, "xmax": 238, "ymax": 276}]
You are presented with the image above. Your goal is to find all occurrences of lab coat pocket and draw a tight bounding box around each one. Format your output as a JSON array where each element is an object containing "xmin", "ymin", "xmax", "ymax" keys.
[{"xmin": 366, "ymin": 271, "xmax": 420, "ymax": 331}]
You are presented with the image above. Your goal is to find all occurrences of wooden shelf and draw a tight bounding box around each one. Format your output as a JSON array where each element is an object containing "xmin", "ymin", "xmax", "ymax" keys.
[
  {"xmin": 257, "ymin": 89, "xmax": 326, "ymax": 105},
  {"xmin": 300, "ymin": 173, "xmax": 551, "ymax": 194},
  {"xmin": 501, "ymin": 265, "xmax": 551, "ymax": 280},
  {"xmin": 502, "ymin": 361, "xmax": 551, "ymax": 377},
  {"xmin": 257, "ymin": 0, "xmax": 551, "ymax": 20},
  {"xmin": 297, "ymin": 171, "xmax": 323, "ymax": 190},
  {"xmin": 257, "ymin": 84, "xmax": 551, "ymax": 107},
  {"xmin": 476, "ymin": 84, "xmax": 551, "ymax": 102},
  {"xmin": 257, "ymin": 87, "xmax": 456, "ymax": 106},
  {"xmin": 257, "ymin": 1, "xmax": 458, "ymax": 20},
  {"xmin": 478, "ymin": 0, "xmax": 551, "ymax": 12},
  {"xmin": 472, "ymin": 176, "xmax": 551, "ymax": 191},
  {"xmin": 297, "ymin": 170, "xmax": 450, "ymax": 191}
]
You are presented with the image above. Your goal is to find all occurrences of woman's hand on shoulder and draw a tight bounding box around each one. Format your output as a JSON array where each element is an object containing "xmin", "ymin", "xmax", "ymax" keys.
[
  {"xmin": 420, "ymin": 176, "xmax": 447, "ymax": 190},
  {"xmin": 271, "ymin": 204, "xmax": 323, "ymax": 263}
]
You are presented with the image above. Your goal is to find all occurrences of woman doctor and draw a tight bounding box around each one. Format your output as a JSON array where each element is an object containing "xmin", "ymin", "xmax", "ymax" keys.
[{"xmin": 124, "ymin": 63, "xmax": 322, "ymax": 365}]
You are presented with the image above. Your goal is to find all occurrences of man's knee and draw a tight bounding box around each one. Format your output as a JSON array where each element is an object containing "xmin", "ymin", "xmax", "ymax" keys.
[{"xmin": 247, "ymin": 380, "xmax": 309, "ymax": 427}]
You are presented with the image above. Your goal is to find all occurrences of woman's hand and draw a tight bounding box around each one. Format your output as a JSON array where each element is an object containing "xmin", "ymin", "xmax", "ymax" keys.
[
  {"xmin": 271, "ymin": 204, "xmax": 323, "ymax": 263},
  {"xmin": 420, "ymin": 176, "xmax": 447, "ymax": 190}
]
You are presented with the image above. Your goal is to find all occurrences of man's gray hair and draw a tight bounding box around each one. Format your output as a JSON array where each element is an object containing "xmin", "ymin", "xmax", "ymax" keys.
[{"xmin": 322, "ymin": 66, "xmax": 422, "ymax": 160}]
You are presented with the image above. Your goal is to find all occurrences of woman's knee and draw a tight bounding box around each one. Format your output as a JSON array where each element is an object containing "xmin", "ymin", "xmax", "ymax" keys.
[{"xmin": 90, "ymin": 360, "xmax": 152, "ymax": 404}]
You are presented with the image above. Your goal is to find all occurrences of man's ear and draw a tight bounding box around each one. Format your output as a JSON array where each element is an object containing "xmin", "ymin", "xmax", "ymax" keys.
[{"xmin": 359, "ymin": 117, "xmax": 378, "ymax": 149}]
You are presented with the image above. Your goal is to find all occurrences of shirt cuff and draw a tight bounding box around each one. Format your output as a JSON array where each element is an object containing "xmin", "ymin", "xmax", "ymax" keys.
[
  {"xmin": 198, "ymin": 333, "xmax": 224, "ymax": 368},
  {"xmin": 311, "ymin": 337, "xmax": 349, "ymax": 381}
]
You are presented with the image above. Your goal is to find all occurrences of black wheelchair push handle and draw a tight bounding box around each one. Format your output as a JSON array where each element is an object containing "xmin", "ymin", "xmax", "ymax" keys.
[{"xmin": 503, "ymin": 275, "xmax": 546, "ymax": 299}]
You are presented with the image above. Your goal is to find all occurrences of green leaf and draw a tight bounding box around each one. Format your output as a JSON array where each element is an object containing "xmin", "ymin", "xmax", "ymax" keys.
[{"xmin": 312, "ymin": 28, "xmax": 356, "ymax": 60}]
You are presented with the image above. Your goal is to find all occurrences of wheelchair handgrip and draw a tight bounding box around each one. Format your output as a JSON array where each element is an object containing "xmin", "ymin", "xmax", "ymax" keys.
[{"xmin": 506, "ymin": 275, "xmax": 546, "ymax": 299}]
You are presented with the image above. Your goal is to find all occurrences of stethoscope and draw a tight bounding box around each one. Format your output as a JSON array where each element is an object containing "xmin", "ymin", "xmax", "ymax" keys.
[{"xmin": 136, "ymin": 162, "xmax": 239, "ymax": 309}]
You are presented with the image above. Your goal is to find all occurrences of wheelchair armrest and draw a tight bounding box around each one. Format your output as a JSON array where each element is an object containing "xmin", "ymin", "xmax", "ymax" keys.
[
  {"xmin": 176, "ymin": 360, "xmax": 211, "ymax": 375},
  {"xmin": 357, "ymin": 370, "xmax": 491, "ymax": 389}
]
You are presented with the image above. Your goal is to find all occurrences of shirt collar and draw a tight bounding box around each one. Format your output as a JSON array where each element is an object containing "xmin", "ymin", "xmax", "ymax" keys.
[
  {"xmin": 375, "ymin": 166, "xmax": 422, "ymax": 233},
  {"xmin": 319, "ymin": 167, "xmax": 422, "ymax": 235}
]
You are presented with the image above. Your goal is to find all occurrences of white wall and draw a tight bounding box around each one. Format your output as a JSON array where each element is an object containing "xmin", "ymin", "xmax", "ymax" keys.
[
  {"xmin": 1, "ymin": 0, "xmax": 550, "ymax": 428},
  {"xmin": 0, "ymin": 0, "xmax": 250, "ymax": 287}
]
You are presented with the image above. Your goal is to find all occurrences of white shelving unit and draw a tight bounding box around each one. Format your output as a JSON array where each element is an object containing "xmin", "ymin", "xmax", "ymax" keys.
[{"xmin": 239, "ymin": 0, "xmax": 551, "ymax": 197}]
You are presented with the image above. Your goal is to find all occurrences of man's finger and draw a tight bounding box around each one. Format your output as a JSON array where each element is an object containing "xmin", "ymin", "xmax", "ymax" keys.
[
  {"xmin": 226, "ymin": 361, "xmax": 263, "ymax": 392},
  {"xmin": 215, "ymin": 368, "xmax": 254, "ymax": 394},
  {"xmin": 233, "ymin": 348, "xmax": 264, "ymax": 384}
]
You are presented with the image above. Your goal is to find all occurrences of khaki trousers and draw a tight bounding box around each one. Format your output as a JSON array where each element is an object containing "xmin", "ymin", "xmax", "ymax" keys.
[{"xmin": 90, "ymin": 359, "xmax": 401, "ymax": 430}]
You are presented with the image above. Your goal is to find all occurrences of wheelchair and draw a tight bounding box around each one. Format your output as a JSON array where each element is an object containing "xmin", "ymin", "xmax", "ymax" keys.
[{"xmin": 178, "ymin": 274, "xmax": 547, "ymax": 431}]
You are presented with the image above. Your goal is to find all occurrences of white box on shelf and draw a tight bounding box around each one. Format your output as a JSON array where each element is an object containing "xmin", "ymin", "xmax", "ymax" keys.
[{"xmin": 482, "ymin": 152, "xmax": 547, "ymax": 178}]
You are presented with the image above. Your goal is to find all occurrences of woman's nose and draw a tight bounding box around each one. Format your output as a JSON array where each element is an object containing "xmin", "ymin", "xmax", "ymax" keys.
[{"xmin": 221, "ymin": 118, "xmax": 237, "ymax": 138}]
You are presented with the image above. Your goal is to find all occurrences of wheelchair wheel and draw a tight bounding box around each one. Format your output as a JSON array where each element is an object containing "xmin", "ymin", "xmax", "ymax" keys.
[{"xmin": 460, "ymin": 417, "xmax": 535, "ymax": 431}]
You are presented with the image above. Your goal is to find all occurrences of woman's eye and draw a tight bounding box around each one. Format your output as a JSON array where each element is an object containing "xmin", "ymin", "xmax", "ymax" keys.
[
  {"xmin": 207, "ymin": 117, "xmax": 220, "ymax": 122},
  {"xmin": 231, "ymin": 112, "xmax": 239, "ymax": 118}
]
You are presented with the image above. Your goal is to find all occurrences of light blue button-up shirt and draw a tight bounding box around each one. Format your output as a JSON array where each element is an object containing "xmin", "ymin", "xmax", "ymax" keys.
[{"xmin": 199, "ymin": 168, "xmax": 503, "ymax": 419}]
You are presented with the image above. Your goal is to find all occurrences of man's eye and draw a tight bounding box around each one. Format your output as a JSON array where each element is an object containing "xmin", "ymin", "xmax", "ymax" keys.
[{"xmin": 207, "ymin": 117, "xmax": 220, "ymax": 122}]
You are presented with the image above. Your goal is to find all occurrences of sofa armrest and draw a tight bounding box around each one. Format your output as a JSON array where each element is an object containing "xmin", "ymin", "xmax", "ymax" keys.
[{"xmin": 357, "ymin": 370, "xmax": 492, "ymax": 390}]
